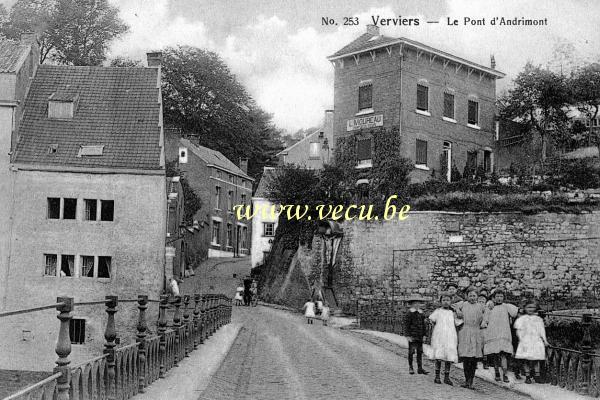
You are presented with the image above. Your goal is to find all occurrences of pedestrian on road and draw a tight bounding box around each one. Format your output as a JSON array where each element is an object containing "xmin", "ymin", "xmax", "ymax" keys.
[
  {"xmin": 514, "ymin": 301, "xmax": 548, "ymax": 384},
  {"xmin": 404, "ymin": 294, "xmax": 429, "ymax": 376},
  {"xmin": 303, "ymin": 298, "xmax": 316, "ymax": 324},
  {"xmin": 429, "ymin": 292, "xmax": 461, "ymax": 385},
  {"xmin": 315, "ymin": 297, "xmax": 323, "ymax": 317},
  {"xmin": 481, "ymin": 289, "xmax": 519, "ymax": 383},
  {"xmin": 234, "ymin": 285, "xmax": 243, "ymax": 306},
  {"xmin": 321, "ymin": 301, "xmax": 330, "ymax": 326},
  {"xmin": 169, "ymin": 277, "xmax": 180, "ymax": 297},
  {"xmin": 478, "ymin": 292, "xmax": 490, "ymax": 370},
  {"xmin": 455, "ymin": 288, "xmax": 485, "ymax": 389}
]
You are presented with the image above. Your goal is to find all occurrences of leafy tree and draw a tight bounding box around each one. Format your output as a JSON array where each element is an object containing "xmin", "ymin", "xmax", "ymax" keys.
[
  {"xmin": 1, "ymin": 0, "xmax": 127, "ymax": 65},
  {"xmin": 571, "ymin": 63, "xmax": 600, "ymax": 155},
  {"xmin": 109, "ymin": 56, "xmax": 143, "ymax": 68},
  {"xmin": 161, "ymin": 46, "xmax": 283, "ymax": 179},
  {"xmin": 499, "ymin": 63, "xmax": 571, "ymax": 161},
  {"xmin": 369, "ymin": 156, "xmax": 412, "ymax": 200}
]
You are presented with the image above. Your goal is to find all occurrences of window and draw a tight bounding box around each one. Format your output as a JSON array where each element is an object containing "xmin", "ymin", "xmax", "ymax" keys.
[
  {"xmin": 63, "ymin": 198, "xmax": 77, "ymax": 220},
  {"xmin": 212, "ymin": 221, "xmax": 221, "ymax": 244},
  {"xmin": 263, "ymin": 222, "xmax": 275, "ymax": 237},
  {"xmin": 44, "ymin": 254, "xmax": 57, "ymax": 276},
  {"xmin": 97, "ymin": 256, "xmax": 111, "ymax": 278},
  {"xmin": 416, "ymin": 84, "xmax": 429, "ymax": 112},
  {"xmin": 61, "ymin": 255, "xmax": 74, "ymax": 277},
  {"xmin": 241, "ymin": 226, "xmax": 248, "ymax": 249},
  {"xmin": 47, "ymin": 198, "xmax": 60, "ymax": 219},
  {"xmin": 309, "ymin": 142, "xmax": 320, "ymax": 159},
  {"xmin": 443, "ymin": 93, "xmax": 455, "ymax": 120},
  {"xmin": 100, "ymin": 200, "xmax": 114, "ymax": 221},
  {"xmin": 81, "ymin": 255, "xmax": 95, "ymax": 278},
  {"xmin": 77, "ymin": 145, "xmax": 104, "ymax": 157},
  {"xmin": 227, "ymin": 191, "xmax": 233, "ymax": 212},
  {"xmin": 229, "ymin": 175, "xmax": 235, "ymax": 184},
  {"xmin": 356, "ymin": 138, "xmax": 372, "ymax": 166},
  {"xmin": 215, "ymin": 186, "xmax": 221, "ymax": 209},
  {"xmin": 84, "ymin": 199, "xmax": 97, "ymax": 221},
  {"xmin": 48, "ymin": 100, "xmax": 74, "ymax": 119},
  {"xmin": 415, "ymin": 139, "xmax": 428, "ymax": 166},
  {"xmin": 240, "ymin": 194, "xmax": 247, "ymax": 206},
  {"xmin": 484, "ymin": 150, "xmax": 492, "ymax": 173},
  {"xmin": 468, "ymin": 100, "xmax": 479, "ymax": 126},
  {"xmin": 358, "ymin": 83, "xmax": 373, "ymax": 111},
  {"xmin": 69, "ymin": 319, "xmax": 85, "ymax": 344},
  {"xmin": 226, "ymin": 224, "xmax": 233, "ymax": 247}
]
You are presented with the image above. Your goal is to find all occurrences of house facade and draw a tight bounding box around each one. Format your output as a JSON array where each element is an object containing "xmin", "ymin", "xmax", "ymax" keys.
[
  {"xmin": 165, "ymin": 130, "xmax": 253, "ymax": 261},
  {"xmin": 277, "ymin": 110, "xmax": 334, "ymax": 168},
  {"xmin": 251, "ymin": 167, "xmax": 279, "ymax": 268},
  {"xmin": 328, "ymin": 25, "xmax": 504, "ymax": 183},
  {"xmin": 0, "ymin": 37, "xmax": 167, "ymax": 370}
]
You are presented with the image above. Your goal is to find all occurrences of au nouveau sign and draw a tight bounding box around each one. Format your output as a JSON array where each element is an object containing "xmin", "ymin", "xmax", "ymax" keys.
[{"xmin": 347, "ymin": 114, "xmax": 383, "ymax": 131}]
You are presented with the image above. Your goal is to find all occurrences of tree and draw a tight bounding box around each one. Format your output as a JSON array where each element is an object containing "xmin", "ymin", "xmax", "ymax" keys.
[
  {"xmin": 571, "ymin": 63, "xmax": 600, "ymax": 155},
  {"xmin": 161, "ymin": 46, "xmax": 283, "ymax": 179},
  {"xmin": 1, "ymin": 0, "xmax": 128, "ymax": 65},
  {"xmin": 109, "ymin": 56, "xmax": 143, "ymax": 67},
  {"xmin": 500, "ymin": 63, "xmax": 571, "ymax": 161}
]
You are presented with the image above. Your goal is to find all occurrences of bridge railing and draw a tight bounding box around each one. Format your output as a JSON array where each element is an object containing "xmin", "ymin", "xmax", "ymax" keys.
[{"xmin": 4, "ymin": 293, "xmax": 232, "ymax": 400}]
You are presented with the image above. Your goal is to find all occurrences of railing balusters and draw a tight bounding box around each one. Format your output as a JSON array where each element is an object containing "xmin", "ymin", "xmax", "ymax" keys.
[
  {"xmin": 183, "ymin": 295, "xmax": 191, "ymax": 358},
  {"xmin": 136, "ymin": 295, "xmax": 148, "ymax": 393},
  {"xmin": 158, "ymin": 294, "xmax": 168, "ymax": 378},
  {"xmin": 104, "ymin": 295, "xmax": 118, "ymax": 400},
  {"xmin": 193, "ymin": 294, "xmax": 200, "ymax": 350},
  {"xmin": 173, "ymin": 295, "xmax": 182, "ymax": 366},
  {"xmin": 55, "ymin": 297, "xmax": 73, "ymax": 400}
]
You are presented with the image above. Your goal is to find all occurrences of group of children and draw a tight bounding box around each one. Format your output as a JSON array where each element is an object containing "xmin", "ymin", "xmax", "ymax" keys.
[
  {"xmin": 303, "ymin": 298, "xmax": 331, "ymax": 325},
  {"xmin": 405, "ymin": 284, "xmax": 548, "ymax": 389}
]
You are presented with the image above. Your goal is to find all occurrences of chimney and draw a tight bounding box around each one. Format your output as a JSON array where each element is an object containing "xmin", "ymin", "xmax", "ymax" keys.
[
  {"xmin": 490, "ymin": 54, "xmax": 496, "ymax": 69},
  {"xmin": 239, "ymin": 157, "xmax": 248, "ymax": 174},
  {"xmin": 147, "ymin": 52, "xmax": 163, "ymax": 68},
  {"xmin": 366, "ymin": 24, "xmax": 380, "ymax": 36}
]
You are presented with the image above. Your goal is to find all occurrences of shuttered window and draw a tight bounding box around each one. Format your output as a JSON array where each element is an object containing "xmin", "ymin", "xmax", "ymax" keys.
[
  {"xmin": 356, "ymin": 138, "xmax": 372, "ymax": 162},
  {"xmin": 443, "ymin": 93, "xmax": 455, "ymax": 119},
  {"xmin": 358, "ymin": 84, "xmax": 373, "ymax": 110},
  {"xmin": 416, "ymin": 84, "xmax": 428, "ymax": 111},
  {"xmin": 415, "ymin": 139, "xmax": 427, "ymax": 165},
  {"xmin": 468, "ymin": 100, "xmax": 479, "ymax": 125}
]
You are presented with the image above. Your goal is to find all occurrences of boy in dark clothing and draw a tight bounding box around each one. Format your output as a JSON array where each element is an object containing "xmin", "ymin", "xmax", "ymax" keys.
[{"xmin": 405, "ymin": 294, "xmax": 429, "ymax": 375}]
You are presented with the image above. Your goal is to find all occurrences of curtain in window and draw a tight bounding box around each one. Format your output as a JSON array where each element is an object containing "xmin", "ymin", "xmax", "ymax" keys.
[{"xmin": 82, "ymin": 256, "xmax": 94, "ymax": 277}]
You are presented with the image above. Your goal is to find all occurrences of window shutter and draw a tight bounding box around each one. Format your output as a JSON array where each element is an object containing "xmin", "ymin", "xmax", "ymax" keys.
[
  {"xmin": 357, "ymin": 138, "xmax": 372, "ymax": 161},
  {"xmin": 468, "ymin": 100, "xmax": 479, "ymax": 125},
  {"xmin": 358, "ymin": 84, "xmax": 373, "ymax": 110},
  {"xmin": 444, "ymin": 93, "xmax": 454, "ymax": 119},
  {"xmin": 416, "ymin": 139, "xmax": 427, "ymax": 165},
  {"xmin": 417, "ymin": 85, "xmax": 428, "ymax": 111}
]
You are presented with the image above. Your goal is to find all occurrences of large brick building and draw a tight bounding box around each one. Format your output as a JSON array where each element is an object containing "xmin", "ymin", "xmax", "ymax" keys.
[
  {"xmin": 0, "ymin": 36, "xmax": 167, "ymax": 369},
  {"xmin": 328, "ymin": 25, "xmax": 505, "ymax": 182}
]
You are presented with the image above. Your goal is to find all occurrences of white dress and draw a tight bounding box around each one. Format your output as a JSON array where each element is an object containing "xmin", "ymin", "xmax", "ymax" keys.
[
  {"xmin": 429, "ymin": 308, "xmax": 459, "ymax": 362},
  {"xmin": 304, "ymin": 302, "xmax": 316, "ymax": 318},
  {"xmin": 234, "ymin": 287, "xmax": 243, "ymax": 301},
  {"xmin": 514, "ymin": 315, "xmax": 547, "ymax": 361}
]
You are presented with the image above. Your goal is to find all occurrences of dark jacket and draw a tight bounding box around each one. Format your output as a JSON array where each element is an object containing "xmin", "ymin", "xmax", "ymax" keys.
[{"xmin": 405, "ymin": 309, "xmax": 427, "ymax": 340}]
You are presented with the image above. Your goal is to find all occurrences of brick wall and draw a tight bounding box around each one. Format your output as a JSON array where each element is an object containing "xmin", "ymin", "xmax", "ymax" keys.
[{"xmin": 307, "ymin": 212, "xmax": 600, "ymax": 314}]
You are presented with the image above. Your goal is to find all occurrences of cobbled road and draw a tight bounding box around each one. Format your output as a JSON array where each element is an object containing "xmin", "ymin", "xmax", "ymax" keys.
[{"xmin": 198, "ymin": 306, "xmax": 530, "ymax": 400}]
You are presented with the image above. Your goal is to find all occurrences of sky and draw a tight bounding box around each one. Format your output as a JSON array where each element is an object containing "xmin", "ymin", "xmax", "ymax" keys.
[{"xmin": 3, "ymin": 0, "xmax": 600, "ymax": 133}]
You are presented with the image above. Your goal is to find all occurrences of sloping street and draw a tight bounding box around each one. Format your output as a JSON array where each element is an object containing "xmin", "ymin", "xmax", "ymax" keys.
[{"xmin": 198, "ymin": 306, "xmax": 530, "ymax": 400}]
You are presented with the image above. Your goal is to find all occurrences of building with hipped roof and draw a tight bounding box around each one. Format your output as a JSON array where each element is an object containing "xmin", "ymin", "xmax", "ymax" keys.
[
  {"xmin": 250, "ymin": 166, "xmax": 279, "ymax": 268},
  {"xmin": 0, "ymin": 34, "xmax": 167, "ymax": 370}
]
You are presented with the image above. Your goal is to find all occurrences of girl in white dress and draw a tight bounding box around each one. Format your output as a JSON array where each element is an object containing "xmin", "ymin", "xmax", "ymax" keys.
[
  {"xmin": 234, "ymin": 286, "xmax": 243, "ymax": 306},
  {"xmin": 514, "ymin": 301, "xmax": 548, "ymax": 384},
  {"xmin": 429, "ymin": 292, "xmax": 462, "ymax": 385},
  {"xmin": 303, "ymin": 299, "xmax": 316, "ymax": 324}
]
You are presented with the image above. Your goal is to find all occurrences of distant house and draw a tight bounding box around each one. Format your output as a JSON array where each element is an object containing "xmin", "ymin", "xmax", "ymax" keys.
[
  {"xmin": 0, "ymin": 35, "xmax": 166, "ymax": 369},
  {"xmin": 165, "ymin": 129, "xmax": 254, "ymax": 260},
  {"xmin": 251, "ymin": 167, "xmax": 279, "ymax": 268},
  {"xmin": 277, "ymin": 110, "xmax": 334, "ymax": 169}
]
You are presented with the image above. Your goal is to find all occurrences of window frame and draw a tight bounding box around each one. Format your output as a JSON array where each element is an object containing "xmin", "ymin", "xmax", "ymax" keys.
[
  {"xmin": 47, "ymin": 197, "xmax": 61, "ymax": 219},
  {"xmin": 69, "ymin": 318, "xmax": 86, "ymax": 344},
  {"xmin": 100, "ymin": 200, "xmax": 114, "ymax": 221},
  {"xmin": 416, "ymin": 84, "xmax": 430, "ymax": 115},
  {"xmin": 44, "ymin": 254, "xmax": 58, "ymax": 277},
  {"xmin": 356, "ymin": 138, "xmax": 373, "ymax": 168},
  {"xmin": 309, "ymin": 142, "xmax": 321, "ymax": 159},
  {"xmin": 263, "ymin": 222, "xmax": 275, "ymax": 237},
  {"xmin": 415, "ymin": 139, "xmax": 428, "ymax": 168},
  {"xmin": 468, "ymin": 99, "xmax": 480, "ymax": 127},
  {"xmin": 358, "ymin": 82, "xmax": 373, "ymax": 112},
  {"xmin": 215, "ymin": 186, "xmax": 221, "ymax": 210},
  {"xmin": 443, "ymin": 92, "xmax": 456, "ymax": 122},
  {"xmin": 212, "ymin": 220, "xmax": 221, "ymax": 245},
  {"xmin": 62, "ymin": 198, "xmax": 77, "ymax": 220},
  {"xmin": 84, "ymin": 199, "xmax": 98, "ymax": 221}
]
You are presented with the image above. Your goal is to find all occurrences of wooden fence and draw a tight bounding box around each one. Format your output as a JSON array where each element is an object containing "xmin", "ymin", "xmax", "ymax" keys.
[{"xmin": 4, "ymin": 293, "xmax": 232, "ymax": 400}]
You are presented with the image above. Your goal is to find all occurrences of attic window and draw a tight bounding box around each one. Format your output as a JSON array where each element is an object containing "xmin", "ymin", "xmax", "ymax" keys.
[
  {"xmin": 48, "ymin": 93, "xmax": 78, "ymax": 119},
  {"xmin": 48, "ymin": 144, "xmax": 58, "ymax": 154},
  {"xmin": 78, "ymin": 145, "xmax": 104, "ymax": 157}
]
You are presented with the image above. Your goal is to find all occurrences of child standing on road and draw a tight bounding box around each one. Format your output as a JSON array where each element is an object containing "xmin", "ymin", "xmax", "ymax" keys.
[
  {"xmin": 455, "ymin": 288, "xmax": 485, "ymax": 389},
  {"xmin": 477, "ymin": 293, "xmax": 490, "ymax": 370},
  {"xmin": 482, "ymin": 289, "xmax": 519, "ymax": 383},
  {"xmin": 404, "ymin": 294, "xmax": 429, "ymax": 375},
  {"xmin": 514, "ymin": 301, "xmax": 549, "ymax": 384},
  {"xmin": 321, "ymin": 301, "xmax": 330, "ymax": 326},
  {"xmin": 303, "ymin": 298, "xmax": 316, "ymax": 324},
  {"xmin": 429, "ymin": 292, "xmax": 461, "ymax": 385}
]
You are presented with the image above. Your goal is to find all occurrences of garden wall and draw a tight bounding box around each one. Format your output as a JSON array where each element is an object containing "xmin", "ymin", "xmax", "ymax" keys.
[{"xmin": 304, "ymin": 211, "xmax": 600, "ymax": 314}]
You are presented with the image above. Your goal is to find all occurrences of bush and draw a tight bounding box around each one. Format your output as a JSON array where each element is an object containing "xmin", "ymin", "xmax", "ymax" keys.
[{"xmin": 546, "ymin": 158, "xmax": 600, "ymax": 189}]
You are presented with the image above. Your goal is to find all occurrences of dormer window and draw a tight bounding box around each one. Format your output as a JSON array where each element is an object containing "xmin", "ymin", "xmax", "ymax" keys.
[
  {"xmin": 48, "ymin": 93, "xmax": 78, "ymax": 119},
  {"xmin": 78, "ymin": 145, "xmax": 104, "ymax": 157}
]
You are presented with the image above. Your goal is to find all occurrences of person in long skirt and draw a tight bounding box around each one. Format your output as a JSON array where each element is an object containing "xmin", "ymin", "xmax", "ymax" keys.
[
  {"xmin": 481, "ymin": 289, "xmax": 519, "ymax": 383},
  {"xmin": 303, "ymin": 298, "xmax": 316, "ymax": 324},
  {"xmin": 234, "ymin": 285, "xmax": 243, "ymax": 306},
  {"xmin": 429, "ymin": 292, "xmax": 461, "ymax": 385},
  {"xmin": 514, "ymin": 301, "xmax": 549, "ymax": 384},
  {"xmin": 477, "ymin": 293, "xmax": 490, "ymax": 370},
  {"xmin": 455, "ymin": 288, "xmax": 485, "ymax": 389},
  {"xmin": 321, "ymin": 301, "xmax": 330, "ymax": 326}
]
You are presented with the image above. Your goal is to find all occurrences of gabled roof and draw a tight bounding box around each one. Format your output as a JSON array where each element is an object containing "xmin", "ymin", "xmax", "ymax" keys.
[
  {"xmin": 13, "ymin": 65, "xmax": 163, "ymax": 170},
  {"xmin": 328, "ymin": 33, "xmax": 505, "ymax": 78},
  {"xmin": 253, "ymin": 167, "xmax": 277, "ymax": 198},
  {"xmin": 0, "ymin": 40, "xmax": 30, "ymax": 73},
  {"xmin": 180, "ymin": 137, "xmax": 253, "ymax": 181},
  {"xmin": 276, "ymin": 126, "xmax": 323, "ymax": 156}
]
